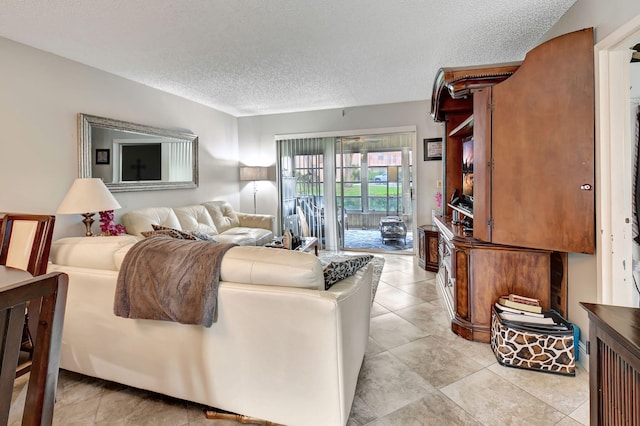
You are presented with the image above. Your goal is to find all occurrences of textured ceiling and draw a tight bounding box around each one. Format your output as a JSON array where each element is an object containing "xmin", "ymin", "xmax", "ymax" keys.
[{"xmin": 0, "ymin": 0, "xmax": 575, "ymax": 117}]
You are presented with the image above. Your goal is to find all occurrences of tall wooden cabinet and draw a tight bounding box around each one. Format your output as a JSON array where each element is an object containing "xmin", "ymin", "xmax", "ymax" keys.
[{"xmin": 431, "ymin": 28, "xmax": 594, "ymax": 342}]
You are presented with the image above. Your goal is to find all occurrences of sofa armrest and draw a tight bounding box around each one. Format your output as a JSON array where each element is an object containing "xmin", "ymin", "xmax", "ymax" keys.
[{"xmin": 237, "ymin": 213, "xmax": 275, "ymax": 232}]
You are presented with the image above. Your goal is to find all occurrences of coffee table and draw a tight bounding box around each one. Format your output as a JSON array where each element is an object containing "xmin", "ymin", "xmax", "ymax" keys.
[
  {"xmin": 295, "ymin": 237, "xmax": 319, "ymax": 256},
  {"xmin": 265, "ymin": 236, "xmax": 318, "ymax": 256}
]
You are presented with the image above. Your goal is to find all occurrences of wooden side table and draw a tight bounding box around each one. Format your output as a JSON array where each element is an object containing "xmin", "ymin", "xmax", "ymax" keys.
[
  {"xmin": 580, "ymin": 303, "xmax": 640, "ymax": 425},
  {"xmin": 417, "ymin": 225, "xmax": 439, "ymax": 272}
]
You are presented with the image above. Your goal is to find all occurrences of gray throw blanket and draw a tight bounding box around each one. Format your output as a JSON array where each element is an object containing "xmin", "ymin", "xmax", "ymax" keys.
[{"xmin": 114, "ymin": 236, "xmax": 236, "ymax": 327}]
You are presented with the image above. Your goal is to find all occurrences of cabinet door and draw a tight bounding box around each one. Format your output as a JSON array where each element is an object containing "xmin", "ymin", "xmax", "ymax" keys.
[
  {"xmin": 425, "ymin": 230, "xmax": 439, "ymax": 272},
  {"xmin": 417, "ymin": 227, "xmax": 426, "ymax": 269},
  {"xmin": 490, "ymin": 28, "xmax": 595, "ymax": 254},
  {"xmin": 473, "ymin": 88, "xmax": 492, "ymax": 242}
]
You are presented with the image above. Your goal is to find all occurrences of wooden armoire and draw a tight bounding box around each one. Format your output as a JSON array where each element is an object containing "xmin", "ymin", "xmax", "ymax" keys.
[{"xmin": 431, "ymin": 28, "xmax": 595, "ymax": 342}]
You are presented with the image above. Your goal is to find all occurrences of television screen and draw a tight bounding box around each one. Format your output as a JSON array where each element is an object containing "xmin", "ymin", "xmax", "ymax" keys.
[
  {"xmin": 462, "ymin": 138, "xmax": 474, "ymax": 200},
  {"xmin": 121, "ymin": 144, "xmax": 162, "ymax": 181}
]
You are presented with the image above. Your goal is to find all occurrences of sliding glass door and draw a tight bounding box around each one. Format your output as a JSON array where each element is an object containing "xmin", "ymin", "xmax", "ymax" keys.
[
  {"xmin": 277, "ymin": 132, "xmax": 414, "ymax": 253},
  {"xmin": 337, "ymin": 134, "xmax": 414, "ymax": 252}
]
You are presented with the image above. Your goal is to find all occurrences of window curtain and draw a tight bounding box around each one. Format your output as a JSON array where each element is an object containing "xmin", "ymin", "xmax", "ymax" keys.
[
  {"xmin": 276, "ymin": 137, "xmax": 338, "ymax": 250},
  {"xmin": 167, "ymin": 141, "xmax": 192, "ymax": 181}
]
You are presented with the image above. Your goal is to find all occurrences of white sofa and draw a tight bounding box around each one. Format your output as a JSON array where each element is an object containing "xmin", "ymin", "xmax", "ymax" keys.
[
  {"xmin": 121, "ymin": 200, "xmax": 274, "ymax": 246},
  {"xmin": 47, "ymin": 235, "xmax": 373, "ymax": 426}
]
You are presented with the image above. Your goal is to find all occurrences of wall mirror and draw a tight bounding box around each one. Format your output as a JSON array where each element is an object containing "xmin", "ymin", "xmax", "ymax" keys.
[{"xmin": 79, "ymin": 113, "xmax": 198, "ymax": 192}]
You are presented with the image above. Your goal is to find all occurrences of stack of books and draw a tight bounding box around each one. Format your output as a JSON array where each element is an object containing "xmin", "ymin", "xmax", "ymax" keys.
[{"xmin": 495, "ymin": 294, "xmax": 569, "ymax": 331}]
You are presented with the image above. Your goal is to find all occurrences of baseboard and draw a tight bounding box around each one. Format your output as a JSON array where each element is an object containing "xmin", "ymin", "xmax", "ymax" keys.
[{"xmin": 578, "ymin": 339, "xmax": 589, "ymax": 371}]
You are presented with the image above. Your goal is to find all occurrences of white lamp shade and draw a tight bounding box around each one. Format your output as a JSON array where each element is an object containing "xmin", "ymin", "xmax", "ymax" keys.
[
  {"xmin": 240, "ymin": 166, "xmax": 268, "ymax": 181},
  {"xmin": 57, "ymin": 178, "xmax": 121, "ymax": 214}
]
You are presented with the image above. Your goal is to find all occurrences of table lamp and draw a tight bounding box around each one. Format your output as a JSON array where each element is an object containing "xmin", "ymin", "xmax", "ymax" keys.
[{"xmin": 57, "ymin": 178, "xmax": 121, "ymax": 236}]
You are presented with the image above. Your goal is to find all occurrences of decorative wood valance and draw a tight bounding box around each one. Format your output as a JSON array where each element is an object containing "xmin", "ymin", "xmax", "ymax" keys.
[{"xmin": 430, "ymin": 62, "xmax": 521, "ymax": 122}]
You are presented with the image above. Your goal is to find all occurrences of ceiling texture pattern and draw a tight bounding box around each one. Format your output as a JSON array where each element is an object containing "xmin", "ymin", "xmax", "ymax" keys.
[{"xmin": 0, "ymin": 0, "xmax": 575, "ymax": 117}]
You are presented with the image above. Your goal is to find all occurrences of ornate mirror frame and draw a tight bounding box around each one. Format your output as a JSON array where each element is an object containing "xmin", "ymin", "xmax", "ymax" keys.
[{"xmin": 79, "ymin": 113, "xmax": 199, "ymax": 192}]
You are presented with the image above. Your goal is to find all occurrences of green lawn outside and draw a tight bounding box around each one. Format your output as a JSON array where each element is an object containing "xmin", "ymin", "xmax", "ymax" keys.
[{"xmin": 340, "ymin": 183, "xmax": 400, "ymax": 196}]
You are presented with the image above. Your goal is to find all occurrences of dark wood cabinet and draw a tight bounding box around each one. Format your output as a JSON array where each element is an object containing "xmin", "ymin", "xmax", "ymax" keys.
[
  {"xmin": 580, "ymin": 303, "xmax": 640, "ymax": 425},
  {"xmin": 417, "ymin": 225, "xmax": 439, "ymax": 272},
  {"xmin": 430, "ymin": 28, "xmax": 593, "ymax": 341},
  {"xmin": 434, "ymin": 216, "xmax": 565, "ymax": 343},
  {"xmin": 432, "ymin": 28, "xmax": 594, "ymax": 254}
]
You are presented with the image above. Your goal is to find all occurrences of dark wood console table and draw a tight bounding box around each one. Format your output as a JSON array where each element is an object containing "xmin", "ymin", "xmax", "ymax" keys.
[{"xmin": 580, "ymin": 303, "xmax": 640, "ymax": 425}]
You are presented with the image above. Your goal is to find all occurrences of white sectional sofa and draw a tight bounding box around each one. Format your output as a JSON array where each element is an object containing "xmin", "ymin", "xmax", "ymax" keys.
[
  {"xmin": 47, "ymin": 235, "xmax": 373, "ymax": 426},
  {"xmin": 121, "ymin": 200, "xmax": 274, "ymax": 246}
]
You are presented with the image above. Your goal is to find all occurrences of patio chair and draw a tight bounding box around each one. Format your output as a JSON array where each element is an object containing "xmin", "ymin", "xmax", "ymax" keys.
[{"xmin": 380, "ymin": 216, "xmax": 407, "ymax": 246}]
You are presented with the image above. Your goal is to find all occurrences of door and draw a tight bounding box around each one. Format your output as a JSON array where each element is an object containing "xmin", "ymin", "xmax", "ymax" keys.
[{"xmin": 336, "ymin": 133, "xmax": 414, "ymax": 253}]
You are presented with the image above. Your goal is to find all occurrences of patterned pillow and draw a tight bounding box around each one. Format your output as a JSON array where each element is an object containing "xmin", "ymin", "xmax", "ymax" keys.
[
  {"xmin": 151, "ymin": 224, "xmax": 197, "ymax": 240},
  {"xmin": 147, "ymin": 224, "xmax": 217, "ymax": 242},
  {"xmin": 188, "ymin": 230, "xmax": 218, "ymax": 242},
  {"xmin": 321, "ymin": 254, "xmax": 373, "ymax": 290},
  {"xmin": 141, "ymin": 229, "xmax": 184, "ymax": 239}
]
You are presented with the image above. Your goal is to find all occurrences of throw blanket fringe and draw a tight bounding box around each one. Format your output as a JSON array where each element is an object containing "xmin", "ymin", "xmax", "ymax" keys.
[{"xmin": 114, "ymin": 236, "xmax": 236, "ymax": 327}]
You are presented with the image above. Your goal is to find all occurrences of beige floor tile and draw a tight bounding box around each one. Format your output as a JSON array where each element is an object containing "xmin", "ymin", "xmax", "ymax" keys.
[
  {"xmin": 488, "ymin": 363, "xmax": 590, "ymax": 415},
  {"xmin": 555, "ymin": 416, "xmax": 586, "ymax": 425},
  {"xmin": 370, "ymin": 301, "xmax": 390, "ymax": 318},
  {"xmin": 374, "ymin": 285, "xmax": 424, "ymax": 311},
  {"xmin": 395, "ymin": 301, "xmax": 452, "ymax": 336},
  {"xmin": 366, "ymin": 336, "xmax": 386, "ymax": 357},
  {"xmin": 441, "ymin": 369, "xmax": 566, "ymax": 425},
  {"xmin": 569, "ymin": 400, "xmax": 590, "ymax": 425},
  {"xmin": 439, "ymin": 331, "xmax": 498, "ymax": 367},
  {"xmin": 355, "ymin": 351, "xmax": 435, "ymax": 418},
  {"xmin": 347, "ymin": 395, "xmax": 377, "ymax": 425},
  {"xmin": 379, "ymin": 270, "xmax": 427, "ymax": 288},
  {"xmin": 395, "ymin": 279, "xmax": 440, "ymax": 303},
  {"xmin": 380, "ymin": 392, "xmax": 482, "ymax": 425},
  {"xmin": 391, "ymin": 336, "xmax": 486, "ymax": 388},
  {"xmin": 369, "ymin": 312, "xmax": 428, "ymax": 350},
  {"xmin": 52, "ymin": 394, "xmax": 102, "ymax": 426}
]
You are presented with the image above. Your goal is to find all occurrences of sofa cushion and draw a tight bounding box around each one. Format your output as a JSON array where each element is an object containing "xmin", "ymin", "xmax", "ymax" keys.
[
  {"xmin": 173, "ymin": 205, "xmax": 219, "ymax": 235},
  {"xmin": 220, "ymin": 246, "xmax": 324, "ymax": 290},
  {"xmin": 121, "ymin": 207, "xmax": 182, "ymax": 237},
  {"xmin": 216, "ymin": 227, "xmax": 273, "ymax": 246},
  {"xmin": 202, "ymin": 201, "xmax": 240, "ymax": 233},
  {"xmin": 50, "ymin": 235, "xmax": 140, "ymax": 271},
  {"xmin": 321, "ymin": 254, "xmax": 373, "ymax": 290}
]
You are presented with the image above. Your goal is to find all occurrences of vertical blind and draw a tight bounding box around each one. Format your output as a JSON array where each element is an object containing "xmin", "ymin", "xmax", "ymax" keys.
[{"xmin": 276, "ymin": 137, "xmax": 339, "ymax": 250}]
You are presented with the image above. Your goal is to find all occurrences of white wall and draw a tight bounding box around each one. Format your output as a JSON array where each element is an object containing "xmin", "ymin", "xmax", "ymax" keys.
[
  {"xmin": 542, "ymin": 0, "xmax": 640, "ymax": 43},
  {"xmin": 0, "ymin": 37, "xmax": 240, "ymax": 238},
  {"xmin": 237, "ymin": 101, "xmax": 443, "ymax": 231}
]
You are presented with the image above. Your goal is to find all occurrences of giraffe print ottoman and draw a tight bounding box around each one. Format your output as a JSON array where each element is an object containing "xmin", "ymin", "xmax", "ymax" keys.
[{"xmin": 490, "ymin": 306, "xmax": 576, "ymax": 376}]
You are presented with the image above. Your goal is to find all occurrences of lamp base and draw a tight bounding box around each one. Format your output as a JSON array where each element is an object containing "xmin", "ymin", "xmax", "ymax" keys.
[{"xmin": 81, "ymin": 212, "xmax": 95, "ymax": 237}]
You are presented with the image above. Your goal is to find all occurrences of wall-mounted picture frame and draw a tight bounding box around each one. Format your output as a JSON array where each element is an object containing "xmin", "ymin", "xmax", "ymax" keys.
[
  {"xmin": 424, "ymin": 138, "xmax": 443, "ymax": 161},
  {"xmin": 96, "ymin": 148, "xmax": 110, "ymax": 165}
]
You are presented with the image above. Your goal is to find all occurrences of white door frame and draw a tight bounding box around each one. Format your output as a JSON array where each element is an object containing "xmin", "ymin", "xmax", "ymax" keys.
[{"xmin": 596, "ymin": 15, "xmax": 640, "ymax": 306}]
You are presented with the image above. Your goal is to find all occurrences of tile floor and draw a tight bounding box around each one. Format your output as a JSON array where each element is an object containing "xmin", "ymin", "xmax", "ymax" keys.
[{"xmin": 11, "ymin": 252, "xmax": 590, "ymax": 425}]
